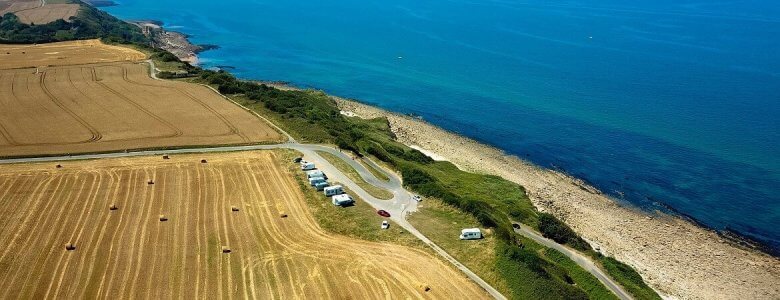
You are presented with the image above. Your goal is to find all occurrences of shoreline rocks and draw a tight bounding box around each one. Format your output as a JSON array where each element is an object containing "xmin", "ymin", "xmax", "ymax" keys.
[{"xmin": 335, "ymin": 98, "xmax": 780, "ymax": 300}]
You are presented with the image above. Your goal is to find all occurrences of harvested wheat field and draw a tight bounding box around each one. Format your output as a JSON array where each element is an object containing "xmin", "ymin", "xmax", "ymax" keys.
[
  {"xmin": 0, "ymin": 151, "xmax": 487, "ymax": 299},
  {"xmin": 0, "ymin": 40, "xmax": 147, "ymax": 70},
  {"xmin": 0, "ymin": 42, "xmax": 282, "ymax": 157},
  {"xmin": 0, "ymin": 0, "xmax": 80, "ymax": 24}
]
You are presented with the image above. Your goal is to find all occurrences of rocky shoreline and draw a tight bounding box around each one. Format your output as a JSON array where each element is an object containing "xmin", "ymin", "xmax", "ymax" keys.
[
  {"xmin": 334, "ymin": 99, "xmax": 780, "ymax": 299},
  {"xmin": 132, "ymin": 20, "xmax": 218, "ymax": 65}
]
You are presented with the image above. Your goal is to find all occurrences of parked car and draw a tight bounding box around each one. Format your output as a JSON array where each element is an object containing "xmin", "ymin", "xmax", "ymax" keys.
[
  {"xmin": 381, "ymin": 220, "xmax": 390, "ymax": 229},
  {"xmin": 377, "ymin": 210, "xmax": 390, "ymax": 217},
  {"xmin": 512, "ymin": 223, "xmax": 521, "ymax": 229},
  {"xmin": 412, "ymin": 195, "xmax": 422, "ymax": 202}
]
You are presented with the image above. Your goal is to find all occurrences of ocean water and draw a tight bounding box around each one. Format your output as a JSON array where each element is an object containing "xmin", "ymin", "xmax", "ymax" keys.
[{"xmin": 105, "ymin": 0, "xmax": 780, "ymax": 251}]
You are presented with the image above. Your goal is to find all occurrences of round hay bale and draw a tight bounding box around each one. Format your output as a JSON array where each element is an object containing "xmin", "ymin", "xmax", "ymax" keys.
[
  {"xmin": 221, "ymin": 246, "xmax": 231, "ymax": 253},
  {"xmin": 231, "ymin": 206, "xmax": 239, "ymax": 212},
  {"xmin": 162, "ymin": 155, "xmax": 169, "ymax": 160},
  {"xmin": 159, "ymin": 215, "xmax": 168, "ymax": 222},
  {"xmin": 147, "ymin": 180, "xmax": 154, "ymax": 185},
  {"xmin": 55, "ymin": 164, "xmax": 62, "ymax": 169},
  {"xmin": 200, "ymin": 159, "xmax": 207, "ymax": 164},
  {"xmin": 279, "ymin": 212, "xmax": 288, "ymax": 218},
  {"xmin": 65, "ymin": 243, "xmax": 76, "ymax": 251},
  {"xmin": 417, "ymin": 283, "xmax": 431, "ymax": 292},
  {"xmin": 109, "ymin": 204, "xmax": 118, "ymax": 211}
]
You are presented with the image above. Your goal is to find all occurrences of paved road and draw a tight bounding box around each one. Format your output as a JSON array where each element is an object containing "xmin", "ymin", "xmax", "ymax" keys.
[{"xmin": 512, "ymin": 223, "xmax": 633, "ymax": 300}]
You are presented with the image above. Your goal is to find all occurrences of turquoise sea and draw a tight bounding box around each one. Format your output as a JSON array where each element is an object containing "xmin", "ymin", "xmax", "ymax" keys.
[{"xmin": 105, "ymin": 0, "xmax": 780, "ymax": 252}]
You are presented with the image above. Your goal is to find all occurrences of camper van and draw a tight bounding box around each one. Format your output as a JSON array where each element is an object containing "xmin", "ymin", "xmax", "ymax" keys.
[
  {"xmin": 332, "ymin": 194, "xmax": 354, "ymax": 206},
  {"xmin": 459, "ymin": 228, "xmax": 482, "ymax": 240},
  {"xmin": 306, "ymin": 170, "xmax": 326, "ymax": 179},
  {"xmin": 301, "ymin": 162, "xmax": 316, "ymax": 171},
  {"xmin": 309, "ymin": 176, "xmax": 326, "ymax": 186},
  {"xmin": 314, "ymin": 181, "xmax": 330, "ymax": 191},
  {"xmin": 323, "ymin": 185, "xmax": 344, "ymax": 197}
]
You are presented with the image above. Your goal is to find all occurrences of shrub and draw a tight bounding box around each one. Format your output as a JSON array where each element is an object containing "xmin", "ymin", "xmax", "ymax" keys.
[{"xmin": 538, "ymin": 213, "xmax": 591, "ymax": 252}]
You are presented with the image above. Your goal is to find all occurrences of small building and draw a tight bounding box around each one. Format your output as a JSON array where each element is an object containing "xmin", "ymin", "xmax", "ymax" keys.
[
  {"xmin": 332, "ymin": 194, "xmax": 354, "ymax": 206},
  {"xmin": 301, "ymin": 162, "xmax": 316, "ymax": 171},
  {"xmin": 308, "ymin": 176, "xmax": 326, "ymax": 186},
  {"xmin": 323, "ymin": 185, "xmax": 344, "ymax": 197},
  {"xmin": 314, "ymin": 181, "xmax": 329, "ymax": 191},
  {"xmin": 459, "ymin": 228, "xmax": 482, "ymax": 240}
]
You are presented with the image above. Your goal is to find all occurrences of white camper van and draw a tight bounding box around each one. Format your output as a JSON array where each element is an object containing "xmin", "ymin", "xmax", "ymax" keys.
[
  {"xmin": 459, "ymin": 228, "xmax": 482, "ymax": 240},
  {"xmin": 314, "ymin": 181, "xmax": 329, "ymax": 191},
  {"xmin": 306, "ymin": 170, "xmax": 326, "ymax": 179},
  {"xmin": 323, "ymin": 185, "xmax": 344, "ymax": 197},
  {"xmin": 308, "ymin": 176, "xmax": 326, "ymax": 186},
  {"xmin": 301, "ymin": 162, "xmax": 316, "ymax": 171},
  {"xmin": 332, "ymin": 194, "xmax": 354, "ymax": 206}
]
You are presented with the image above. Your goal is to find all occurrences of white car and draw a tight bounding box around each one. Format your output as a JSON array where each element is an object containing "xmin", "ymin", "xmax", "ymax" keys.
[
  {"xmin": 381, "ymin": 220, "xmax": 390, "ymax": 229},
  {"xmin": 412, "ymin": 195, "xmax": 422, "ymax": 202}
]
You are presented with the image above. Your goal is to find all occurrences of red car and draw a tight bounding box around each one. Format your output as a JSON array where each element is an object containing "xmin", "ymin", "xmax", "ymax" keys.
[{"xmin": 377, "ymin": 210, "xmax": 390, "ymax": 217}]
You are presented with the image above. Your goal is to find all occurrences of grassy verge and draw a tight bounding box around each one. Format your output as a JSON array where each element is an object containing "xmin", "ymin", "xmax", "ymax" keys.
[
  {"xmin": 316, "ymin": 151, "xmax": 393, "ymax": 200},
  {"xmin": 278, "ymin": 149, "xmax": 422, "ymax": 249},
  {"xmin": 599, "ymin": 257, "xmax": 662, "ymax": 300},
  {"xmin": 359, "ymin": 158, "xmax": 390, "ymax": 181},
  {"xmin": 408, "ymin": 198, "xmax": 510, "ymax": 295},
  {"xmin": 539, "ymin": 246, "xmax": 619, "ymax": 300}
]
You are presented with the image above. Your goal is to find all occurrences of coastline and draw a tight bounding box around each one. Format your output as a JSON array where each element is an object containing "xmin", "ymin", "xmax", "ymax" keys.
[
  {"xmin": 118, "ymin": 16, "xmax": 778, "ymax": 298},
  {"xmin": 333, "ymin": 98, "xmax": 779, "ymax": 299},
  {"xmin": 131, "ymin": 20, "xmax": 217, "ymax": 65}
]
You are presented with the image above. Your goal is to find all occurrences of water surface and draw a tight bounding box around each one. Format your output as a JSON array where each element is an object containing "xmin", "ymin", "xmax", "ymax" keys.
[{"xmin": 106, "ymin": 0, "xmax": 780, "ymax": 251}]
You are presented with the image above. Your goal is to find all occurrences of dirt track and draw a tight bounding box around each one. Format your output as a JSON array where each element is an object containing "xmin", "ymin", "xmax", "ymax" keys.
[
  {"xmin": 0, "ymin": 41, "xmax": 282, "ymax": 157},
  {"xmin": 0, "ymin": 151, "xmax": 488, "ymax": 299}
]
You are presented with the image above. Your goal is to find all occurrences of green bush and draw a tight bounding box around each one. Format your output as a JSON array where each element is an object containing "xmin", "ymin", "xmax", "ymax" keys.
[
  {"xmin": 0, "ymin": 1, "xmax": 148, "ymax": 44},
  {"xmin": 538, "ymin": 213, "xmax": 592, "ymax": 252}
]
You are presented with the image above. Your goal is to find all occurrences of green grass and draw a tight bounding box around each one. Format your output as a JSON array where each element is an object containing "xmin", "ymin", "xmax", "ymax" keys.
[
  {"xmin": 540, "ymin": 248, "xmax": 619, "ymax": 300},
  {"xmin": 188, "ymin": 66, "xmax": 661, "ymax": 300},
  {"xmin": 316, "ymin": 151, "xmax": 393, "ymax": 200},
  {"xmin": 599, "ymin": 257, "xmax": 662, "ymax": 300},
  {"xmin": 277, "ymin": 149, "xmax": 423, "ymax": 249},
  {"xmin": 359, "ymin": 158, "xmax": 390, "ymax": 181},
  {"xmin": 408, "ymin": 198, "xmax": 510, "ymax": 295}
]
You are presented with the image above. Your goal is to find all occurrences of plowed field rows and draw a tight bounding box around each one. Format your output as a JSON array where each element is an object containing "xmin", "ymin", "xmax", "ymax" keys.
[{"xmin": 0, "ymin": 151, "xmax": 487, "ymax": 299}]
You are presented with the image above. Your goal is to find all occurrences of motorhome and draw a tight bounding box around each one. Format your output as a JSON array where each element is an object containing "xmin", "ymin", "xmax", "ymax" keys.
[
  {"xmin": 459, "ymin": 228, "xmax": 482, "ymax": 240},
  {"xmin": 301, "ymin": 162, "xmax": 316, "ymax": 171},
  {"xmin": 323, "ymin": 185, "xmax": 344, "ymax": 196},
  {"xmin": 314, "ymin": 181, "xmax": 330, "ymax": 191},
  {"xmin": 306, "ymin": 170, "xmax": 326, "ymax": 179},
  {"xmin": 309, "ymin": 176, "xmax": 326, "ymax": 186},
  {"xmin": 332, "ymin": 194, "xmax": 354, "ymax": 206}
]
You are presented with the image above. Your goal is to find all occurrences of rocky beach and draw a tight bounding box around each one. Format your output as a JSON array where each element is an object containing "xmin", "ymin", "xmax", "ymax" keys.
[{"xmin": 336, "ymin": 99, "xmax": 780, "ymax": 300}]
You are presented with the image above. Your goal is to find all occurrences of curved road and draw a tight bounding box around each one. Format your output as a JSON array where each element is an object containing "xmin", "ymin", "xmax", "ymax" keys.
[
  {"xmin": 512, "ymin": 223, "xmax": 632, "ymax": 300},
  {"xmin": 0, "ymin": 60, "xmax": 633, "ymax": 300}
]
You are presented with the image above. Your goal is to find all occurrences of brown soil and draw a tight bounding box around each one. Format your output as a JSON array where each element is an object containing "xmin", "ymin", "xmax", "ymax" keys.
[
  {"xmin": 0, "ymin": 151, "xmax": 488, "ymax": 299},
  {"xmin": 0, "ymin": 41, "xmax": 283, "ymax": 157}
]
